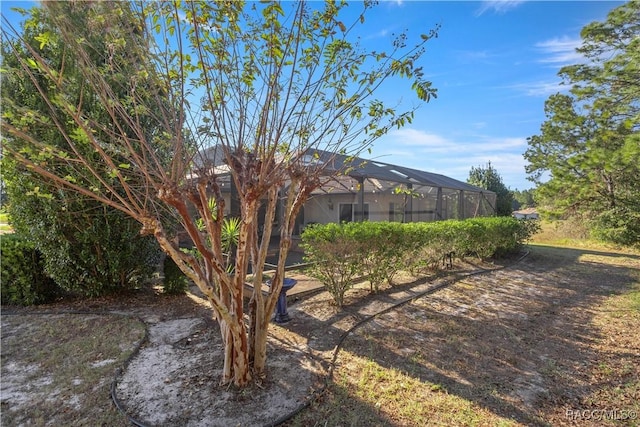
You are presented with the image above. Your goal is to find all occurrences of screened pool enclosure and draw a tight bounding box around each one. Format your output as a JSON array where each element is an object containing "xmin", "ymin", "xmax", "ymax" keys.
[{"xmin": 194, "ymin": 147, "xmax": 496, "ymax": 236}]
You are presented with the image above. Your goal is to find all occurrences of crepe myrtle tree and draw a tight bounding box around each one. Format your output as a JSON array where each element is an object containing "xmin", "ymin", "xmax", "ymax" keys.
[{"xmin": 1, "ymin": 0, "xmax": 438, "ymax": 386}]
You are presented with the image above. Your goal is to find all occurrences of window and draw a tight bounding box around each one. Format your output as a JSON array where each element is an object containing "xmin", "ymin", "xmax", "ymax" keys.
[
  {"xmin": 389, "ymin": 202, "xmax": 404, "ymax": 222},
  {"xmin": 339, "ymin": 203, "xmax": 369, "ymax": 222}
]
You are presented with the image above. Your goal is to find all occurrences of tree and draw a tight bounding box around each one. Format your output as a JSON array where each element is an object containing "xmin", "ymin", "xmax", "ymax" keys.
[
  {"xmin": 512, "ymin": 188, "xmax": 536, "ymax": 210},
  {"xmin": 1, "ymin": 4, "xmax": 162, "ymax": 296},
  {"xmin": 467, "ymin": 162, "xmax": 513, "ymax": 216},
  {"xmin": 525, "ymin": 1, "xmax": 640, "ymax": 246},
  {"xmin": 1, "ymin": 1, "xmax": 437, "ymax": 386}
]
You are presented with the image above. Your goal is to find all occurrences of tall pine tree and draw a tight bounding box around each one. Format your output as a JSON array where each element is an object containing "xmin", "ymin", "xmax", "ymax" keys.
[{"xmin": 525, "ymin": 1, "xmax": 640, "ymax": 247}]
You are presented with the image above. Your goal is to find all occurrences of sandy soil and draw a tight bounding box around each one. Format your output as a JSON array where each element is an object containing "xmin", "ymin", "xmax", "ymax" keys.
[
  {"xmin": 2, "ymin": 246, "xmax": 639, "ymax": 426},
  {"xmin": 112, "ymin": 258, "xmax": 508, "ymax": 426}
]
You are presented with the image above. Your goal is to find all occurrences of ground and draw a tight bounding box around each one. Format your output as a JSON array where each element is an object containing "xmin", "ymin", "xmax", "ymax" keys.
[{"xmin": 1, "ymin": 244, "xmax": 639, "ymax": 426}]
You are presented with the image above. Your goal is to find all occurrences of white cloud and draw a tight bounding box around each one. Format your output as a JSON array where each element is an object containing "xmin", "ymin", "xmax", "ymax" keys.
[
  {"xmin": 505, "ymin": 79, "xmax": 570, "ymax": 97},
  {"xmin": 476, "ymin": 0, "xmax": 526, "ymax": 16},
  {"xmin": 383, "ymin": 128, "xmax": 458, "ymax": 153},
  {"xmin": 455, "ymin": 49, "xmax": 495, "ymax": 64},
  {"xmin": 535, "ymin": 36, "xmax": 583, "ymax": 65},
  {"xmin": 385, "ymin": 128, "xmax": 526, "ymax": 153},
  {"xmin": 370, "ymin": 129, "xmax": 532, "ymax": 188}
]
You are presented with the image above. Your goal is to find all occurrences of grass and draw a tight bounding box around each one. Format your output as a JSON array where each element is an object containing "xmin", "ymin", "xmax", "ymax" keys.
[
  {"xmin": 286, "ymin": 225, "xmax": 640, "ymax": 427},
  {"xmin": 1, "ymin": 314, "xmax": 145, "ymax": 426},
  {"xmin": 1, "ymin": 221, "xmax": 638, "ymax": 426},
  {"xmin": 0, "ymin": 211, "xmax": 13, "ymax": 232},
  {"xmin": 531, "ymin": 219, "xmax": 639, "ymax": 253}
]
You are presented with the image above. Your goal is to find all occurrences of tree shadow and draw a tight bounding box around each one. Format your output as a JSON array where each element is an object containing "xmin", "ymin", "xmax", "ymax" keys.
[{"xmin": 281, "ymin": 245, "xmax": 639, "ymax": 425}]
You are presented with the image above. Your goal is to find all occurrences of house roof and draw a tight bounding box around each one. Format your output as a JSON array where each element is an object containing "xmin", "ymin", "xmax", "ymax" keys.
[
  {"xmin": 195, "ymin": 146, "xmax": 493, "ymax": 195},
  {"xmin": 310, "ymin": 150, "xmax": 492, "ymax": 194}
]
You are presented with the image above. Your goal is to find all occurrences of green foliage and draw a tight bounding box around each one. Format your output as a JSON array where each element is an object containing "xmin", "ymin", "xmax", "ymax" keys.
[
  {"xmin": 300, "ymin": 223, "xmax": 363, "ymax": 307},
  {"xmin": 302, "ymin": 218, "xmax": 534, "ymax": 306},
  {"xmin": 0, "ymin": 234, "xmax": 62, "ymax": 305},
  {"xmin": 162, "ymin": 255, "xmax": 190, "ymax": 295},
  {"xmin": 404, "ymin": 221, "xmax": 456, "ymax": 272},
  {"xmin": 347, "ymin": 221, "xmax": 406, "ymax": 292},
  {"xmin": 6, "ymin": 189, "xmax": 161, "ymax": 296},
  {"xmin": 1, "ymin": 3, "xmax": 165, "ymax": 297},
  {"xmin": 467, "ymin": 162, "xmax": 513, "ymax": 216},
  {"xmin": 591, "ymin": 208, "xmax": 640, "ymax": 249},
  {"xmin": 525, "ymin": 1, "xmax": 640, "ymax": 247},
  {"xmin": 512, "ymin": 188, "xmax": 536, "ymax": 210}
]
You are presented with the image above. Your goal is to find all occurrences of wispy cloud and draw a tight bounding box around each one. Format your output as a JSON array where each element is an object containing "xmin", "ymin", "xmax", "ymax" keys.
[
  {"xmin": 535, "ymin": 36, "xmax": 583, "ymax": 64},
  {"xmin": 378, "ymin": 129, "xmax": 527, "ymax": 155},
  {"xmin": 505, "ymin": 79, "xmax": 570, "ymax": 97},
  {"xmin": 455, "ymin": 49, "xmax": 494, "ymax": 64},
  {"xmin": 370, "ymin": 128, "xmax": 531, "ymax": 188},
  {"xmin": 476, "ymin": 0, "xmax": 526, "ymax": 16}
]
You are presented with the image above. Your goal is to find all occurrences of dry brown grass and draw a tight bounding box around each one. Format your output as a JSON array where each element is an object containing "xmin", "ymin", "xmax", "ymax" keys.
[
  {"xmin": 1, "ymin": 222, "xmax": 638, "ymax": 426},
  {"xmin": 285, "ymin": 232, "xmax": 640, "ymax": 426},
  {"xmin": 1, "ymin": 313, "xmax": 145, "ymax": 426}
]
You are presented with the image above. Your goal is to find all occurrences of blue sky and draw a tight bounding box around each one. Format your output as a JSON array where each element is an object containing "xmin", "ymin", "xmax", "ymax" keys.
[
  {"xmin": 2, "ymin": 1, "xmax": 625, "ymax": 191},
  {"xmin": 352, "ymin": 0, "xmax": 625, "ymax": 190}
]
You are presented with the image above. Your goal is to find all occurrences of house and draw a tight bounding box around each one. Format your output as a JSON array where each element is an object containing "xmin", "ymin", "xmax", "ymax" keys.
[
  {"xmin": 195, "ymin": 147, "xmax": 497, "ymax": 236},
  {"xmin": 512, "ymin": 208, "xmax": 539, "ymax": 220}
]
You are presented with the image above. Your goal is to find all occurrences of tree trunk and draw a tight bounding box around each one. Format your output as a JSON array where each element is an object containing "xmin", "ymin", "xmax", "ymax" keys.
[
  {"xmin": 248, "ymin": 186, "xmax": 280, "ymax": 378},
  {"xmin": 219, "ymin": 316, "xmax": 251, "ymax": 386},
  {"xmin": 251, "ymin": 179, "xmax": 308, "ymax": 376}
]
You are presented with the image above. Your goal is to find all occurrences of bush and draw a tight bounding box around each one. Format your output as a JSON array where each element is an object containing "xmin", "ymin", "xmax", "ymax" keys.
[
  {"xmin": 1, "ymin": 234, "xmax": 62, "ymax": 305},
  {"xmin": 162, "ymin": 255, "xmax": 190, "ymax": 295},
  {"xmin": 302, "ymin": 217, "xmax": 535, "ymax": 306},
  {"xmin": 591, "ymin": 208, "xmax": 640, "ymax": 248},
  {"xmin": 8, "ymin": 191, "xmax": 161, "ymax": 297},
  {"xmin": 348, "ymin": 221, "xmax": 406, "ymax": 292},
  {"xmin": 406, "ymin": 221, "xmax": 455, "ymax": 273},
  {"xmin": 301, "ymin": 223, "xmax": 363, "ymax": 307}
]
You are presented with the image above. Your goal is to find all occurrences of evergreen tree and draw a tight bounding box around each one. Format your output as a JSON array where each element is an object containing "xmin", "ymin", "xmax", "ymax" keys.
[
  {"xmin": 1, "ymin": 3, "xmax": 164, "ymax": 295},
  {"xmin": 525, "ymin": 1, "xmax": 640, "ymax": 246},
  {"xmin": 467, "ymin": 162, "xmax": 514, "ymax": 216}
]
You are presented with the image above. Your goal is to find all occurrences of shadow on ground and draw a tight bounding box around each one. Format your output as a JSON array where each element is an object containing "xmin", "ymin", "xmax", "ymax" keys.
[{"xmin": 282, "ymin": 245, "xmax": 640, "ymax": 426}]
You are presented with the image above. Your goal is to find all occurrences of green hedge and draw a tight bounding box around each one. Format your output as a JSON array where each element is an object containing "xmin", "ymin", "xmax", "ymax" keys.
[
  {"xmin": 301, "ymin": 217, "xmax": 538, "ymax": 306},
  {"xmin": 1, "ymin": 234, "xmax": 62, "ymax": 305}
]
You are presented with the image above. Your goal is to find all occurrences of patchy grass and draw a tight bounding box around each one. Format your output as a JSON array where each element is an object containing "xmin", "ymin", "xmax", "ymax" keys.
[
  {"xmin": 292, "ymin": 350, "xmax": 521, "ymax": 427},
  {"xmin": 1, "ymin": 314, "xmax": 145, "ymax": 426},
  {"xmin": 1, "ymin": 224, "xmax": 638, "ymax": 426},
  {"xmin": 286, "ymin": 240, "xmax": 640, "ymax": 427},
  {"xmin": 531, "ymin": 219, "xmax": 639, "ymax": 254},
  {"xmin": 0, "ymin": 211, "xmax": 13, "ymax": 233}
]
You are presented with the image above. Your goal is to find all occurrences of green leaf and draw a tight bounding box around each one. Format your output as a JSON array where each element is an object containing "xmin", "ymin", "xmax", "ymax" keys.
[{"xmin": 34, "ymin": 31, "xmax": 52, "ymax": 49}]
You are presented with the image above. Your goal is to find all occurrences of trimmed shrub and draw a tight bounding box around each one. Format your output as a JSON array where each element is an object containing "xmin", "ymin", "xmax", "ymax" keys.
[
  {"xmin": 302, "ymin": 217, "xmax": 535, "ymax": 306},
  {"xmin": 1, "ymin": 234, "xmax": 62, "ymax": 305},
  {"xmin": 301, "ymin": 223, "xmax": 363, "ymax": 307},
  {"xmin": 8, "ymin": 192, "xmax": 161, "ymax": 297},
  {"xmin": 356, "ymin": 221, "xmax": 408, "ymax": 290}
]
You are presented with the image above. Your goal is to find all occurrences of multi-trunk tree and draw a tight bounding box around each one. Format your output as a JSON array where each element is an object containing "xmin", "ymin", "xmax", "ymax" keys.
[
  {"xmin": 1, "ymin": 1, "xmax": 437, "ymax": 386},
  {"xmin": 525, "ymin": 1, "xmax": 639, "ymax": 246}
]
